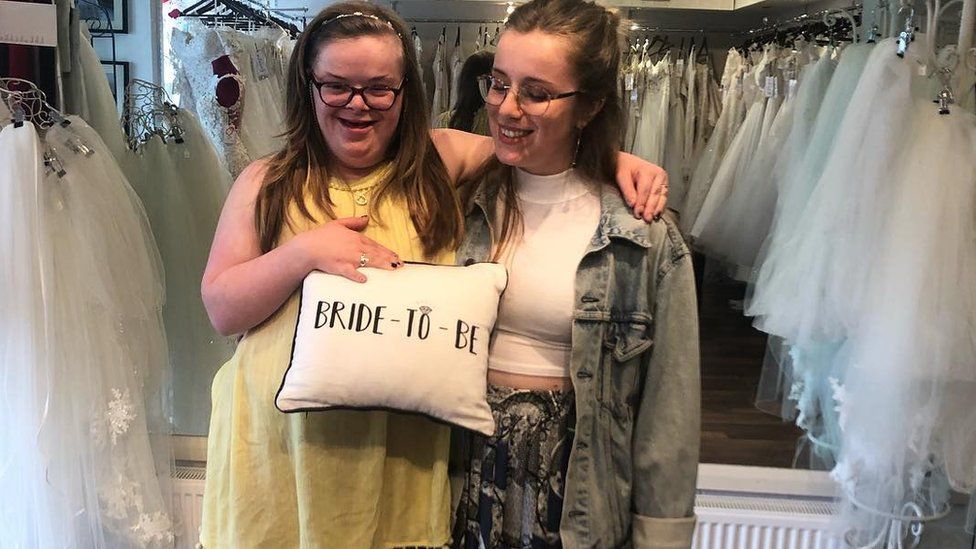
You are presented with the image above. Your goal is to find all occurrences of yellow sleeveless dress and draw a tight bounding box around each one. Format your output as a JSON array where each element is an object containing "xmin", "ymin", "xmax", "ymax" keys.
[{"xmin": 201, "ymin": 163, "xmax": 453, "ymax": 548}]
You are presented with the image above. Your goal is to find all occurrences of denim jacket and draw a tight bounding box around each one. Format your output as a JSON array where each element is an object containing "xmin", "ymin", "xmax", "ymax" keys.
[{"xmin": 451, "ymin": 177, "xmax": 701, "ymax": 549}]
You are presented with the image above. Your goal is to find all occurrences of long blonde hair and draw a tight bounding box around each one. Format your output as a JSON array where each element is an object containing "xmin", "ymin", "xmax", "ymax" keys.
[{"xmin": 256, "ymin": 1, "xmax": 463, "ymax": 256}]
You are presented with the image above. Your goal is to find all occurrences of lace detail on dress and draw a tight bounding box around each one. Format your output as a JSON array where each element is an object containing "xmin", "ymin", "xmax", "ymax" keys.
[
  {"xmin": 170, "ymin": 22, "xmax": 252, "ymax": 176},
  {"xmin": 131, "ymin": 511, "xmax": 176, "ymax": 545},
  {"xmin": 788, "ymin": 379, "xmax": 804, "ymax": 402},
  {"xmin": 828, "ymin": 376, "xmax": 847, "ymax": 432},
  {"xmin": 106, "ymin": 387, "xmax": 136, "ymax": 445},
  {"xmin": 100, "ymin": 473, "xmax": 141, "ymax": 520}
]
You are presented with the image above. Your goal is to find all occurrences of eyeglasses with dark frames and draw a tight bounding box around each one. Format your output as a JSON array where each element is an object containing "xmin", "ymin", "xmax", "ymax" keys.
[{"xmin": 311, "ymin": 78, "xmax": 407, "ymax": 110}]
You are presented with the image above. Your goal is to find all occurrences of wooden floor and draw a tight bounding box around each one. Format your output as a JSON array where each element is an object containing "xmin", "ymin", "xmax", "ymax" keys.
[
  {"xmin": 695, "ymin": 256, "xmax": 804, "ymax": 468},
  {"xmin": 691, "ymin": 261, "xmax": 976, "ymax": 549}
]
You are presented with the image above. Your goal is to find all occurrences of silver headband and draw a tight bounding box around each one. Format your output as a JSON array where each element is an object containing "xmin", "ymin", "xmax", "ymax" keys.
[{"xmin": 321, "ymin": 12, "xmax": 401, "ymax": 36}]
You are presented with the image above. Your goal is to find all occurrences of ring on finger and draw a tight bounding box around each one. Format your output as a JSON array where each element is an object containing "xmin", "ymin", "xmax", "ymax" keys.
[{"xmin": 359, "ymin": 251, "xmax": 369, "ymax": 268}]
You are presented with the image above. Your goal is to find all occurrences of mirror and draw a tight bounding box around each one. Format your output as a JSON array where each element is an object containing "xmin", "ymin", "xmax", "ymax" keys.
[{"xmin": 154, "ymin": 1, "xmax": 816, "ymax": 474}]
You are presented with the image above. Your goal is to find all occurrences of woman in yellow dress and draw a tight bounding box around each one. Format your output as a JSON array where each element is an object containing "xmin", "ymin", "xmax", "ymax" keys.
[{"xmin": 199, "ymin": 2, "xmax": 668, "ymax": 547}]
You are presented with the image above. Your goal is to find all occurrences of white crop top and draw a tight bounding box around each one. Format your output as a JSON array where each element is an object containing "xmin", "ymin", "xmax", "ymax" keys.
[{"xmin": 488, "ymin": 168, "xmax": 602, "ymax": 378}]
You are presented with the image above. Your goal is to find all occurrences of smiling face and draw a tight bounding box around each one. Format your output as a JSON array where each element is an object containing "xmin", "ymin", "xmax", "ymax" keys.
[
  {"xmin": 310, "ymin": 34, "xmax": 405, "ymax": 181},
  {"xmin": 488, "ymin": 29, "xmax": 587, "ymax": 176}
]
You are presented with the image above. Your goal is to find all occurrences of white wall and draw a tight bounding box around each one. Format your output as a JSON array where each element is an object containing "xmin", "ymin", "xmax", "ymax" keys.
[{"xmin": 92, "ymin": 0, "xmax": 160, "ymax": 84}]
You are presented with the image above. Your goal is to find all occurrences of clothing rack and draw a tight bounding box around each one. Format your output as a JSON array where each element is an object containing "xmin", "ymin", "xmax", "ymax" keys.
[
  {"xmin": 404, "ymin": 19, "xmax": 506, "ymax": 50},
  {"xmin": 630, "ymin": 25, "xmax": 707, "ymax": 34},
  {"xmin": 258, "ymin": 6, "xmax": 309, "ymax": 29},
  {"xmin": 182, "ymin": 0, "xmax": 304, "ymax": 20},
  {"xmin": 404, "ymin": 18, "xmax": 507, "ymax": 24},
  {"xmin": 733, "ymin": 3, "xmax": 864, "ymax": 37},
  {"xmin": 122, "ymin": 79, "xmax": 184, "ymax": 150},
  {"xmin": 176, "ymin": 0, "xmax": 304, "ymax": 36},
  {"xmin": 0, "ymin": 78, "xmax": 70, "ymax": 131}
]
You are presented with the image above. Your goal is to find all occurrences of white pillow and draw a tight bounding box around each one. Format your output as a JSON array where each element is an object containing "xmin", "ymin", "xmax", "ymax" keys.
[{"xmin": 276, "ymin": 262, "xmax": 507, "ymax": 436}]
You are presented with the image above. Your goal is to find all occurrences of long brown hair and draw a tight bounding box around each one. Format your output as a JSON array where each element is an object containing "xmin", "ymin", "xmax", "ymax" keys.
[
  {"xmin": 448, "ymin": 50, "xmax": 495, "ymax": 132},
  {"xmin": 464, "ymin": 0, "xmax": 624, "ymax": 260},
  {"xmin": 256, "ymin": 1, "xmax": 463, "ymax": 256}
]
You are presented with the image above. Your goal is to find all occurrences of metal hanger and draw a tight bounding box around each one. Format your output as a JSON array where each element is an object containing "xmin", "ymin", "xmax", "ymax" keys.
[{"xmin": 0, "ymin": 78, "xmax": 70, "ymax": 130}]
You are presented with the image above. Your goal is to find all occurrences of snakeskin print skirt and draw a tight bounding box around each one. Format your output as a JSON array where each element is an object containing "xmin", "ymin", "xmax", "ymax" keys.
[{"xmin": 452, "ymin": 385, "xmax": 576, "ymax": 549}]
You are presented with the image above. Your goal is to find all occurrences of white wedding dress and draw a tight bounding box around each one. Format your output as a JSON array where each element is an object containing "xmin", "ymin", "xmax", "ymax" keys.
[
  {"xmin": 679, "ymin": 50, "xmax": 747, "ymax": 229},
  {"xmin": 126, "ymin": 107, "xmax": 237, "ymax": 435},
  {"xmin": 631, "ymin": 56, "xmax": 671, "ymax": 164},
  {"xmin": 0, "ymin": 117, "xmax": 175, "ymax": 547},
  {"xmin": 689, "ymin": 46, "xmax": 777, "ymax": 241},
  {"xmin": 833, "ymin": 95, "xmax": 976, "ymax": 546},
  {"xmin": 747, "ymin": 43, "xmax": 875, "ymax": 332},
  {"xmin": 171, "ymin": 21, "xmax": 287, "ymax": 177}
]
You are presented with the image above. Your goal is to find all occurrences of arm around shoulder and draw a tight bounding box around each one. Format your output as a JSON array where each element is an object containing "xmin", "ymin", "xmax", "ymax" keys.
[{"xmin": 430, "ymin": 128, "xmax": 494, "ymax": 184}]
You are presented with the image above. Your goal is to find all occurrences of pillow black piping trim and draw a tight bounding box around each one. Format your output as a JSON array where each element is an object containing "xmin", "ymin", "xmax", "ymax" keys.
[
  {"xmin": 275, "ymin": 273, "xmax": 310, "ymax": 414},
  {"xmin": 274, "ymin": 261, "xmax": 508, "ymax": 436},
  {"xmin": 273, "ymin": 402, "xmax": 494, "ymax": 436}
]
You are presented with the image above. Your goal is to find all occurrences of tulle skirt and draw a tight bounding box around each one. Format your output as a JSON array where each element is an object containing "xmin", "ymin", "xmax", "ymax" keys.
[
  {"xmin": 746, "ymin": 42, "xmax": 875, "ymax": 334},
  {"xmin": 691, "ymin": 86, "xmax": 795, "ymax": 271},
  {"xmin": 632, "ymin": 58, "xmax": 671, "ymax": 165},
  {"xmin": 679, "ymin": 68, "xmax": 747, "ymax": 230},
  {"xmin": 689, "ymin": 93, "xmax": 769, "ymax": 242},
  {"xmin": 127, "ymin": 108, "xmax": 236, "ymax": 435},
  {"xmin": 663, "ymin": 83, "xmax": 688, "ymax": 206},
  {"xmin": 744, "ymin": 42, "xmax": 916, "ymax": 479},
  {"xmin": 0, "ymin": 121, "xmax": 55, "ymax": 546},
  {"xmin": 696, "ymin": 55, "xmax": 834, "ymax": 275},
  {"xmin": 833, "ymin": 100, "xmax": 976, "ymax": 544},
  {"xmin": 744, "ymin": 45, "xmax": 869, "ymax": 442},
  {"xmin": 735, "ymin": 38, "xmax": 976, "ymax": 542},
  {"xmin": 750, "ymin": 40, "xmax": 913, "ymax": 344},
  {"xmin": 0, "ymin": 118, "xmax": 174, "ymax": 547}
]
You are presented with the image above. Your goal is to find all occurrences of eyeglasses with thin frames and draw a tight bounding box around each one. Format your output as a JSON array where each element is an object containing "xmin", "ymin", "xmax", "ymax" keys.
[
  {"xmin": 311, "ymin": 78, "xmax": 407, "ymax": 110},
  {"xmin": 477, "ymin": 75, "xmax": 583, "ymax": 116}
]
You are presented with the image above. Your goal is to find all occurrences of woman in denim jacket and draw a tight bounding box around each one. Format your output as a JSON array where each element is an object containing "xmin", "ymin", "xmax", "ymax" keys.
[{"xmin": 451, "ymin": 0, "xmax": 701, "ymax": 547}]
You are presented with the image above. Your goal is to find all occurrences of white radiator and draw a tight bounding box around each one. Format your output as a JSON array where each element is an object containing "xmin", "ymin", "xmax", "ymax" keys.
[
  {"xmin": 171, "ymin": 466, "xmax": 206, "ymax": 549},
  {"xmin": 170, "ymin": 467, "xmax": 844, "ymax": 549},
  {"xmin": 693, "ymin": 493, "xmax": 843, "ymax": 549}
]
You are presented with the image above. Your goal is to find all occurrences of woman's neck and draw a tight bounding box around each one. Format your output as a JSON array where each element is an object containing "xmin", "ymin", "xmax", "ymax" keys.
[
  {"xmin": 517, "ymin": 156, "xmax": 574, "ymax": 177},
  {"xmin": 332, "ymin": 160, "xmax": 387, "ymax": 183},
  {"xmin": 514, "ymin": 167, "xmax": 593, "ymax": 205}
]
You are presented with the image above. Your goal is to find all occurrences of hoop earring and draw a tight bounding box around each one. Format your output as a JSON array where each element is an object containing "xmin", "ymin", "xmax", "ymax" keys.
[{"xmin": 571, "ymin": 130, "xmax": 583, "ymax": 168}]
